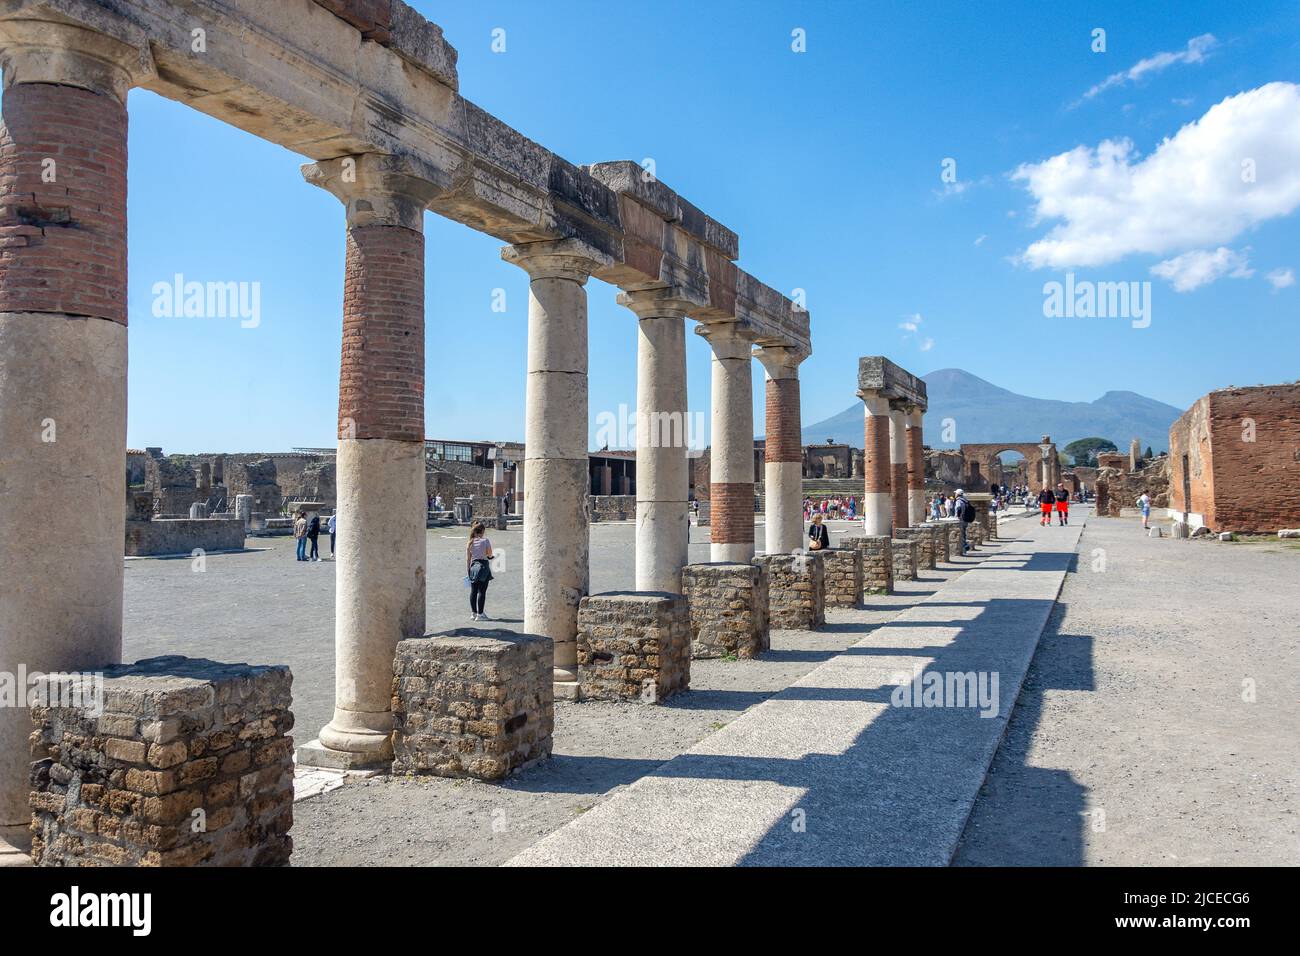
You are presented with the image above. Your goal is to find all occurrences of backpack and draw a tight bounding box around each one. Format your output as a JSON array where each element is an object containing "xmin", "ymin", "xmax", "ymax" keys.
[{"xmin": 958, "ymin": 498, "xmax": 974, "ymax": 522}]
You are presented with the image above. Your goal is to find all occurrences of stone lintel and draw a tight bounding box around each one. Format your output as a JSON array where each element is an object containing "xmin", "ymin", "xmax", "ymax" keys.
[
  {"xmin": 585, "ymin": 160, "xmax": 739, "ymax": 260},
  {"xmin": 857, "ymin": 356, "xmax": 928, "ymax": 411}
]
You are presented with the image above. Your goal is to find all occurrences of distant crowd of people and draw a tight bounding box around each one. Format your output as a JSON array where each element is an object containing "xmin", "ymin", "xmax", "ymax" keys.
[
  {"xmin": 803, "ymin": 496, "xmax": 857, "ymax": 521},
  {"xmin": 292, "ymin": 509, "xmax": 335, "ymax": 561}
]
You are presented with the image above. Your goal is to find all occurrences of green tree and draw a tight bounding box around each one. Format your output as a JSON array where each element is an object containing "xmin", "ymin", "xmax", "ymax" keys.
[
  {"xmin": 1064, "ymin": 437, "xmax": 1117, "ymax": 468},
  {"xmin": 1144, "ymin": 446, "xmax": 1154, "ymax": 459}
]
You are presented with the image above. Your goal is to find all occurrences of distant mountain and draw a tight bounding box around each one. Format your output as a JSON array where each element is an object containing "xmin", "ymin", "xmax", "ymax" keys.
[{"xmin": 801, "ymin": 368, "xmax": 1182, "ymax": 454}]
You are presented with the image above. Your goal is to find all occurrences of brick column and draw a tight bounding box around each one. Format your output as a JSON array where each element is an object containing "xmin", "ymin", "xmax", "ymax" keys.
[
  {"xmin": 0, "ymin": 21, "xmax": 149, "ymax": 828},
  {"xmin": 756, "ymin": 345, "xmax": 805, "ymax": 554},
  {"xmin": 889, "ymin": 405, "xmax": 909, "ymax": 530},
  {"xmin": 861, "ymin": 392, "xmax": 892, "ymax": 535},
  {"xmin": 619, "ymin": 289, "xmax": 690, "ymax": 593},
  {"xmin": 299, "ymin": 155, "xmax": 438, "ymax": 769},
  {"xmin": 700, "ymin": 322, "xmax": 756, "ymax": 563},
  {"xmin": 906, "ymin": 405, "xmax": 926, "ymax": 525},
  {"xmin": 502, "ymin": 239, "xmax": 610, "ymax": 695}
]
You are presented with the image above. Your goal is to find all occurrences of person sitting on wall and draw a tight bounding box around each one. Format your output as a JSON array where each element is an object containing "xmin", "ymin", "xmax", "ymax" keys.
[{"xmin": 807, "ymin": 513, "xmax": 830, "ymax": 551}]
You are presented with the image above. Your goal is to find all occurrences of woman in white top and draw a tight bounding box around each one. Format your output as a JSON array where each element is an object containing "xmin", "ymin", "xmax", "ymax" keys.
[{"xmin": 466, "ymin": 522, "xmax": 495, "ymax": 620}]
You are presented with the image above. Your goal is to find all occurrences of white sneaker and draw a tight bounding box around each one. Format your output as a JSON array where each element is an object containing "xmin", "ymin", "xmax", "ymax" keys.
[
  {"xmin": 471, "ymin": 612, "xmax": 478, "ymax": 621},
  {"xmin": 478, "ymin": 613, "xmax": 490, "ymax": 621}
]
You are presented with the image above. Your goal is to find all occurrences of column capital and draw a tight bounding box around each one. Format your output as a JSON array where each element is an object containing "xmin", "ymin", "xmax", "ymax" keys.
[
  {"xmin": 860, "ymin": 389, "xmax": 890, "ymax": 416},
  {"xmin": 302, "ymin": 154, "xmax": 444, "ymax": 231},
  {"xmin": 906, "ymin": 405, "xmax": 924, "ymax": 427},
  {"xmin": 501, "ymin": 237, "xmax": 613, "ymax": 282},
  {"xmin": 696, "ymin": 320, "xmax": 755, "ymax": 359},
  {"xmin": 0, "ymin": 18, "xmax": 154, "ymax": 104},
  {"xmin": 754, "ymin": 344, "xmax": 806, "ymax": 380},
  {"xmin": 616, "ymin": 286, "xmax": 694, "ymax": 320}
]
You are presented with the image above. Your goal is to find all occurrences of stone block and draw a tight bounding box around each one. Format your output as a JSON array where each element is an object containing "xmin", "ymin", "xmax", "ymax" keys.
[
  {"xmin": 940, "ymin": 521, "xmax": 964, "ymax": 559},
  {"xmin": 821, "ymin": 548, "xmax": 863, "ymax": 607},
  {"xmin": 681, "ymin": 562, "xmax": 769, "ymax": 659},
  {"xmin": 577, "ymin": 593, "xmax": 690, "ymax": 703},
  {"xmin": 753, "ymin": 553, "xmax": 825, "ymax": 629},
  {"xmin": 29, "ymin": 656, "xmax": 293, "ymax": 867},
  {"xmin": 923, "ymin": 522, "xmax": 950, "ymax": 562},
  {"xmin": 391, "ymin": 629, "xmax": 553, "ymax": 780},
  {"xmin": 892, "ymin": 525, "xmax": 937, "ymax": 570},
  {"xmin": 842, "ymin": 535, "xmax": 894, "ymax": 595},
  {"xmin": 890, "ymin": 539, "xmax": 920, "ymax": 581}
]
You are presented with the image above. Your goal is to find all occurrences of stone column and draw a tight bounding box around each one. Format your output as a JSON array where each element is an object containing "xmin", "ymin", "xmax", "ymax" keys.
[
  {"xmin": 861, "ymin": 392, "xmax": 892, "ymax": 536},
  {"xmin": 699, "ymin": 323, "xmax": 756, "ymax": 563},
  {"xmin": 906, "ymin": 406, "xmax": 926, "ymax": 526},
  {"xmin": 756, "ymin": 345, "xmax": 805, "ymax": 555},
  {"xmin": 502, "ymin": 240, "xmax": 609, "ymax": 693},
  {"xmin": 513, "ymin": 459, "xmax": 525, "ymax": 515},
  {"xmin": 0, "ymin": 21, "xmax": 149, "ymax": 827},
  {"xmin": 619, "ymin": 289, "xmax": 690, "ymax": 593},
  {"xmin": 300, "ymin": 156, "xmax": 438, "ymax": 768},
  {"xmin": 888, "ymin": 406, "xmax": 909, "ymax": 530}
]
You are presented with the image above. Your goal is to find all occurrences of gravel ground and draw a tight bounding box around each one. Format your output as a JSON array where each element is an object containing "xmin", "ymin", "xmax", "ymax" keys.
[
  {"xmin": 954, "ymin": 513, "xmax": 1300, "ymax": 866},
  {"xmin": 290, "ymin": 546, "xmax": 971, "ymax": 866}
]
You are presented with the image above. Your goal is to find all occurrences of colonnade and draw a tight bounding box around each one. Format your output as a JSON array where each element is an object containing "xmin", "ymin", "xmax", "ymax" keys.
[{"xmin": 858, "ymin": 357, "xmax": 929, "ymax": 537}]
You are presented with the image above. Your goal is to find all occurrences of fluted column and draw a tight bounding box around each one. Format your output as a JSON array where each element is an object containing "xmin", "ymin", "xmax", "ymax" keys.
[
  {"xmin": 861, "ymin": 392, "xmax": 892, "ymax": 535},
  {"xmin": 619, "ymin": 289, "xmax": 690, "ymax": 593},
  {"xmin": 756, "ymin": 345, "xmax": 806, "ymax": 554},
  {"xmin": 0, "ymin": 20, "xmax": 150, "ymax": 826},
  {"xmin": 888, "ymin": 406, "xmax": 909, "ymax": 530},
  {"xmin": 699, "ymin": 323, "xmax": 756, "ymax": 562},
  {"xmin": 906, "ymin": 406, "xmax": 926, "ymax": 525},
  {"xmin": 502, "ymin": 239, "xmax": 609, "ymax": 691},
  {"xmin": 300, "ymin": 155, "xmax": 438, "ymax": 768}
]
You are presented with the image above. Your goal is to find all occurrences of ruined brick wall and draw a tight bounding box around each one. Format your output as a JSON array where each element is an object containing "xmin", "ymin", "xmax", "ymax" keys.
[
  {"xmin": 29, "ymin": 657, "xmax": 293, "ymax": 867},
  {"xmin": 125, "ymin": 518, "xmax": 245, "ymax": 557},
  {"xmin": 577, "ymin": 593, "xmax": 691, "ymax": 702},
  {"xmin": 1192, "ymin": 385, "xmax": 1300, "ymax": 532},
  {"xmin": 681, "ymin": 563, "xmax": 769, "ymax": 659},
  {"xmin": 1097, "ymin": 457, "xmax": 1171, "ymax": 518}
]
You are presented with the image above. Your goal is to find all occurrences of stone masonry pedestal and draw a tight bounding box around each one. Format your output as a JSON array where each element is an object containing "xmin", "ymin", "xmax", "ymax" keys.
[
  {"xmin": 842, "ymin": 535, "xmax": 894, "ymax": 595},
  {"xmin": 753, "ymin": 553, "xmax": 825, "ymax": 629},
  {"xmin": 681, "ymin": 563, "xmax": 769, "ymax": 659},
  {"xmin": 891, "ymin": 539, "xmax": 920, "ymax": 581},
  {"xmin": 893, "ymin": 525, "xmax": 937, "ymax": 570},
  {"xmin": 821, "ymin": 548, "xmax": 864, "ymax": 607},
  {"xmin": 28, "ymin": 656, "xmax": 294, "ymax": 867},
  {"xmin": 924, "ymin": 522, "xmax": 950, "ymax": 563},
  {"xmin": 577, "ymin": 593, "xmax": 691, "ymax": 703},
  {"xmin": 391, "ymin": 629, "xmax": 553, "ymax": 780}
]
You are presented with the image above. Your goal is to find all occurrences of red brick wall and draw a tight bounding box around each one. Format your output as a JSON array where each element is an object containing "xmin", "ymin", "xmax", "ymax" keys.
[
  {"xmin": 906, "ymin": 424, "xmax": 924, "ymax": 492},
  {"xmin": 1207, "ymin": 386, "xmax": 1300, "ymax": 532},
  {"xmin": 0, "ymin": 83, "xmax": 127, "ymax": 323},
  {"xmin": 339, "ymin": 224, "xmax": 424, "ymax": 442},
  {"xmin": 1168, "ymin": 396, "xmax": 1215, "ymax": 527},
  {"xmin": 891, "ymin": 462, "xmax": 908, "ymax": 529},
  {"xmin": 710, "ymin": 482, "xmax": 755, "ymax": 545},
  {"xmin": 764, "ymin": 379, "xmax": 801, "ymax": 464}
]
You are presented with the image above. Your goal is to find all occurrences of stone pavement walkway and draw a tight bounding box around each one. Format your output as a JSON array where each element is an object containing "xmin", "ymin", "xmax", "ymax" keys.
[{"xmin": 507, "ymin": 512, "xmax": 1084, "ymax": 866}]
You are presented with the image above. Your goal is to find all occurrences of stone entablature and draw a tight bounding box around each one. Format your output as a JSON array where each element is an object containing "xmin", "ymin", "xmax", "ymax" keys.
[
  {"xmin": 681, "ymin": 562, "xmax": 770, "ymax": 659},
  {"xmin": 29, "ymin": 656, "xmax": 294, "ymax": 867},
  {"xmin": 390, "ymin": 630, "xmax": 553, "ymax": 780},
  {"xmin": 753, "ymin": 553, "xmax": 825, "ymax": 629},
  {"xmin": 576, "ymin": 593, "xmax": 691, "ymax": 703},
  {"xmin": 857, "ymin": 356, "xmax": 928, "ymax": 411}
]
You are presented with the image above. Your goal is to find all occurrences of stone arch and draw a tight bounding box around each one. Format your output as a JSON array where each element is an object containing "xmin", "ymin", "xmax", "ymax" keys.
[{"xmin": 959, "ymin": 439, "xmax": 1061, "ymax": 492}]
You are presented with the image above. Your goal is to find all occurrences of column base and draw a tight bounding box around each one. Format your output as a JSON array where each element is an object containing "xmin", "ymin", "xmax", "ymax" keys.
[
  {"xmin": 296, "ymin": 738, "xmax": 392, "ymax": 772},
  {"xmin": 553, "ymin": 679, "xmax": 581, "ymax": 701},
  {"xmin": 0, "ymin": 824, "xmax": 32, "ymax": 868}
]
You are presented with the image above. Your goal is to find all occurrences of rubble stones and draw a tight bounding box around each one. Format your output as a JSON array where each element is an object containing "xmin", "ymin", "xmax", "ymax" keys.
[
  {"xmin": 753, "ymin": 553, "xmax": 825, "ymax": 629},
  {"xmin": 391, "ymin": 629, "xmax": 553, "ymax": 780},
  {"xmin": 28, "ymin": 656, "xmax": 294, "ymax": 867},
  {"xmin": 681, "ymin": 563, "xmax": 769, "ymax": 659},
  {"xmin": 577, "ymin": 593, "xmax": 690, "ymax": 703}
]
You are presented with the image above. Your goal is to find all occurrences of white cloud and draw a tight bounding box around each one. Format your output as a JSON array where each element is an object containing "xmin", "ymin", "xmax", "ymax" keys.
[
  {"xmin": 1150, "ymin": 247, "xmax": 1253, "ymax": 291},
  {"xmin": 898, "ymin": 313, "xmax": 922, "ymax": 333},
  {"xmin": 919, "ymin": 337, "xmax": 935, "ymax": 352},
  {"xmin": 898, "ymin": 314, "xmax": 934, "ymax": 351},
  {"xmin": 1266, "ymin": 267, "xmax": 1296, "ymax": 289},
  {"xmin": 1013, "ymin": 82, "xmax": 1300, "ymax": 269},
  {"xmin": 1081, "ymin": 34, "xmax": 1217, "ymax": 102},
  {"xmin": 974, "ymin": 234, "xmax": 987, "ymax": 246}
]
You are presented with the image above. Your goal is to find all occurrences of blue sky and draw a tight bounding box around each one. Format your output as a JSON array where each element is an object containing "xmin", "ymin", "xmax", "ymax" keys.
[{"xmin": 72, "ymin": 1, "xmax": 1300, "ymax": 451}]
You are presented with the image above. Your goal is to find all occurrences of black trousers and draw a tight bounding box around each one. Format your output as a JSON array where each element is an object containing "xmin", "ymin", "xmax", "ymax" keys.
[
  {"xmin": 308, "ymin": 534, "xmax": 318, "ymax": 560},
  {"xmin": 470, "ymin": 578, "xmax": 489, "ymax": 614}
]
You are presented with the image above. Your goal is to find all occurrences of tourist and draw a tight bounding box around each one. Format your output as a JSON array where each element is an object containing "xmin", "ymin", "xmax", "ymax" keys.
[
  {"xmin": 327, "ymin": 511, "xmax": 337, "ymax": 558},
  {"xmin": 954, "ymin": 488, "xmax": 974, "ymax": 554},
  {"xmin": 434, "ymin": 493, "xmax": 444, "ymax": 512},
  {"xmin": 293, "ymin": 509, "xmax": 308, "ymax": 561},
  {"xmin": 1054, "ymin": 483, "xmax": 1069, "ymax": 526},
  {"xmin": 1136, "ymin": 491, "xmax": 1151, "ymax": 530},
  {"xmin": 1037, "ymin": 486, "xmax": 1054, "ymax": 526},
  {"xmin": 807, "ymin": 513, "xmax": 830, "ymax": 551},
  {"xmin": 307, "ymin": 511, "xmax": 321, "ymax": 560},
  {"xmin": 466, "ymin": 521, "xmax": 495, "ymax": 621}
]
